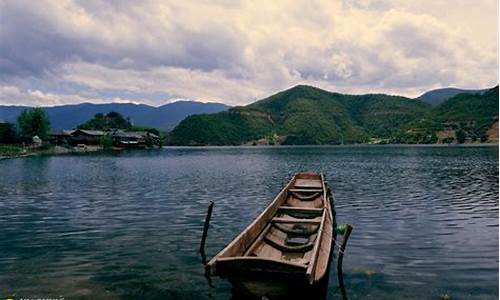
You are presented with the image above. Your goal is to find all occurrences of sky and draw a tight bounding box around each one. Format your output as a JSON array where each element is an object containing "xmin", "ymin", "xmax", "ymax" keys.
[{"xmin": 0, "ymin": 0, "xmax": 498, "ymax": 107}]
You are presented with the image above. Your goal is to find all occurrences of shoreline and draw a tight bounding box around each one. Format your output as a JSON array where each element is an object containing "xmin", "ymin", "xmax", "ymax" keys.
[
  {"xmin": 0, "ymin": 145, "xmax": 104, "ymax": 160},
  {"xmin": 1, "ymin": 143, "xmax": 497, "ymax": 160},
  {"xmin": 0, "ymin": 144, "xmax": 163, "ymax": 160},
  {"xmin": 163, "ymin": 143, "xmax": 499, "ymax": 148}
]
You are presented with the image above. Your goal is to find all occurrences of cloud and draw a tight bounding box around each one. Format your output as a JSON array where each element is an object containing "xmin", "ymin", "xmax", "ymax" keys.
[
  {"xmin": 0, "ymin": 85, "xmax": 140, "ymax": 106},
  {"xmin": 0, "ymin": 0, "xmax": 497, "ymax": 106},
  {"xmin": 61, "ymin": 62, "xmax": 268, "ymax": 105},
  {"xmin": 0, "ymin": 0, "xmax": 246, "ymax": 76}
]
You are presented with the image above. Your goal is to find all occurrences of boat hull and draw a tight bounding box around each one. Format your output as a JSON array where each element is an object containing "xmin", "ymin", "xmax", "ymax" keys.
[
  {"xmin": 206, "ymin": 172, "xmax": 336, "ymax": 299},
  {"xmin": 229, "ymin": 276, "xmax": 330, "ymax": 299},
  {"xmin": 216, "ymin": 235, "xmax": 334, "ymax": 299}
]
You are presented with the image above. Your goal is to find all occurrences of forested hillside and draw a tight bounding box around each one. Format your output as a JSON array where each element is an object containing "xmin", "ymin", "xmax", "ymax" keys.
[{"xmin": 170, "ymin": 85, "xmax": 431, "ymax": 145}]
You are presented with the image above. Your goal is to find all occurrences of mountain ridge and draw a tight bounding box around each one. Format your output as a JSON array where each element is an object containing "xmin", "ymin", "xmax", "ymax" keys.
[
  {"xmin": 169, "ymin": 85, "xmax": 432, "ymax": 145},
  {"xmin": 169, "ymin": 84, "xmax": 498, "ymax": 145},
  {"xmin": 417, "ymin": 87, "xmax": 488, "ymax": 106},
  {"xmin": 0, "ymin": 101, "xmax": 230, "ymax": 130}
]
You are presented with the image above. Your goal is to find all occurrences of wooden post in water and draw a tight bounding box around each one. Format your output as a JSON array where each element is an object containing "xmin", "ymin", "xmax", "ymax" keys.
[
  {"xmin": 327, "ymin": 185, "xmax": 337, "ymax": 244},
  {"xmin": 337, "ymin": 224, "xmax": 353, "ymax": 300},
  {"xmin": 200, "ymin": 201, "xmax": 214, "ymax": 265}
]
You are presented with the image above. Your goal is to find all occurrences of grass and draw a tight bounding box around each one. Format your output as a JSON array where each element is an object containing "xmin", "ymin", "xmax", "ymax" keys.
[
  {"xmin": 0, "ymin": 144, "xmax": 24, "ymax": 156},
  {"xmin": 0, "ymin": 144, "xmax": 57, "ymax": 158}
]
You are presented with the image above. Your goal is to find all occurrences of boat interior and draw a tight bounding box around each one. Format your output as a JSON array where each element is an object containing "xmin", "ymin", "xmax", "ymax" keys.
[{"xmin": 242, "ymin": 174, "xmax": 326, "ymax": 266}]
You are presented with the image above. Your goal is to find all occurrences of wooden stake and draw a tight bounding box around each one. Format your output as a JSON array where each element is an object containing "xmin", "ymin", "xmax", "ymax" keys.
[
  {"xmin": 200, "ymin": 201, "xmax": 214, "ymax": 265},
  {"xmin": 337, "ymin": 224, "xmax": 353, "ymax": 300}
]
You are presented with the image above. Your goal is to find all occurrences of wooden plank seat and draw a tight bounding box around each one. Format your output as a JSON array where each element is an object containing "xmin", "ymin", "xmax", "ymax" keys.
[
  {"xmin": 278, "ymin": 206, "xmax": 323, "ymax": 214},
  {"xmin": 294, "ymin": 179, "xmax": 323, "ymax": 189},
  {"xmin": 289, "ymin": 188, "xmax": 323, "ymax": 193},
  {"xmin": 264, "ymin": 235, "xmax": 315, "ymax": 253},
  {"xmin": 273, "ymin": 223, "xmax": 320, "ymax": 235},
  {"xmin": 290, "ymin": 191, "xmax": 321, "ymax": 201},
  {"xmin": 271, "ymin": 217, "xmax": 321, "ymax": 225},
  {"xmin": 279, "ymin": 206, "xmax": 323, "ymax": 219}
]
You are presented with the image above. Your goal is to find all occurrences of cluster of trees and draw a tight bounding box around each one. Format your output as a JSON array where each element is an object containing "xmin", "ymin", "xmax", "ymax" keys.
[
  {"xmin": 0, "ymin": 123, "xmax": 17, "ymax": 144},
  {"xmin": 79, "ymin": 111, "xmax": 161, "ymax": 136},
  {"xmin": 78, "ymin": 112, "xmax": 163, "ymax": 148},
  {"xmin": 78, "ymin": 111, "xmax": 131, "ymax": 131},
  {"xmin": 0, "ymin": 107, "xmax": 51, "ymax": 144}
]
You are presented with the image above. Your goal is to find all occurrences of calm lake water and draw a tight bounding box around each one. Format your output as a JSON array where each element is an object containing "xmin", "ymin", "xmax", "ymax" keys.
[{"xmin": 0, "ymin": 145, "xmax": 498, "ymax": 300}]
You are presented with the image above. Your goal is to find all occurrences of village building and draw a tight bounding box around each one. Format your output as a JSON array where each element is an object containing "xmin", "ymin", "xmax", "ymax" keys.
[
  {"xmin": 32, "ymin": 135, "xmax": 42, "ymax": 146},
  {"xmin": 48, "ymin": 129, "xmax": 75, "ymax": 145},
  {"xmin": 49, "ymin": 128, "xmax": 161, "ymax": 148},
  {"xmin": 69, "ymin": 129, "xmax": 106, "ymax": 145},
  {"xmin": 111, "ymin": 129, "xmax": 160, "ymax": 148}
]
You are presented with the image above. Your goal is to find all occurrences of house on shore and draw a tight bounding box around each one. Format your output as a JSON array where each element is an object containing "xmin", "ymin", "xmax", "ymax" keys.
[
  {"xmin": 48, "ymin": 129, "xmax": 75, "ymax": 145},
  {"xmin": 49, "ymin": 128, "xmax": 160, "ymax": 148},
  {"xmin": 111, "ymin": 129, "xmax": 160, "ymax": 148},
  {"xmin": 69, "ymin": 129, "xmax": 106, "ymax": 145}
]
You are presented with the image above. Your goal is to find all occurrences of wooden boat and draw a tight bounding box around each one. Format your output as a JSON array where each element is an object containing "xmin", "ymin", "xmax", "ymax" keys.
[{"xmin": 206, "ymin": 172, "xmax": 336, "ymax": 299}]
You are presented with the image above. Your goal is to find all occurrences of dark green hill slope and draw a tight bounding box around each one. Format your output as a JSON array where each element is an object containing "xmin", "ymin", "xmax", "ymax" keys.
[
  {"xmin": 337, "ymin": 93, "xmax": 431, "ymax": 137},
  {"xmin": 170, "ymin": 85, "xmax": 431, "ymax": 145},
  {"xmin": 168, "ymin": 110, "xmax": 273, "ymax": 145},
  {"xmin": 247, "ymin": 86, "xmax": 368, "ymax": 144},
  {"xmin": 396, "ymin": 86, "xmax": 499, "ymax": 143}
]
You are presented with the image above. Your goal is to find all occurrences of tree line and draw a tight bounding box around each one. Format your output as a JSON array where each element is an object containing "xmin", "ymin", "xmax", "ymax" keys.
[{"xmin": 0, "ymin": 107, "xmax": 50, "ymax": 144}]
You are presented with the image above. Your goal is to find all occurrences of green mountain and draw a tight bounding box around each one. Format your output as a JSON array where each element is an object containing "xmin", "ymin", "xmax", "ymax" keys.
[
  {"xmin": 169, "ymin": 85, "xmax": 431, "ymax": 145},
  {"xmin": 417, "ymin": 87, "xmax": 488, "ymax": 106},
  {"xmin": 396, "ymin": 86, "xmax": 499, "ymax": 143}
]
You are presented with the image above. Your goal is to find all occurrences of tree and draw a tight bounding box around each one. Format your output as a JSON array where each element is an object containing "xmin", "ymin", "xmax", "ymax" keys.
[
  {"xmin": 129, "ymin": 125, "xmax": 159, "ymax": 136},
  {"xmin": 0, "ymin": 122, "xmax": 18, "ymax": 144},
  {"xmin": 17, "ymin": 108, "xmax": 50, "ymax": 141},
  {"xmin": 456, "ymin": 129, "xmax": 466, "ymax": 143},
  {"xmin": 78, "ymin": 111, "xmax": 131, "ymax": 130},
  {"xmin": 99, "ymin": 135, "xmax": 113, "ymax": 148}
]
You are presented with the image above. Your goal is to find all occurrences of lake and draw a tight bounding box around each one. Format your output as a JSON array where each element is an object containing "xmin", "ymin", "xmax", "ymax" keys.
[{"xmin": 0, "ymin": 145, "xmax": 498, "ymax": 299}]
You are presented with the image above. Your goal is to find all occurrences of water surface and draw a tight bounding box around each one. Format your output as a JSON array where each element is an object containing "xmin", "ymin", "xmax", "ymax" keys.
[{"xmin": 0, "ymin": 145, "xmax": 498, "ymax": 299}]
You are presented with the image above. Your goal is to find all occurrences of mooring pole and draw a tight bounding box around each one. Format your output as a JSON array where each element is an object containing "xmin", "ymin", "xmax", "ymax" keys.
[
  {"xmin": 327, "ymin": 185, "xmax": 338, "ymax": 244},
  {"xmin": 200, "ymin": 201, "xmax": 214, "ymax": 265},
  {"xmin": 337, "ymin": 224, "xmax": 353, "ymax": 300}
]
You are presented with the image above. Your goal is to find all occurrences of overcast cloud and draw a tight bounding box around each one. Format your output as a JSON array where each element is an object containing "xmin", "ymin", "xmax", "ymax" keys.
[{"xmin": 0, "ymin": 0, "xmax": 497, "ymax": 106}]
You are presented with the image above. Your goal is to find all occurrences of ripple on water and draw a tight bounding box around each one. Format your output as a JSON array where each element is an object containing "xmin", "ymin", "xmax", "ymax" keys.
[{"xmin": 0, "ymin": 146, "xmax": 497, "ymax": 299}]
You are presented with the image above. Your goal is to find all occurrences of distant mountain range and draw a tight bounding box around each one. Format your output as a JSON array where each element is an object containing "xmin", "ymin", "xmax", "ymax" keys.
[
  {"xmin": 1, "ymin": 85, "xmax": 496, "ymax": 145},
  {"xmin": 0, "ymin": 101, "xmax": 229, "ymax": 130},
  {"xmin": 169, "ymin": 85, "xmax": 498, "ymax": 145},
  {"xmin": 417, "ymin": 87, "xmax": 488, "ymax": 106}
]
